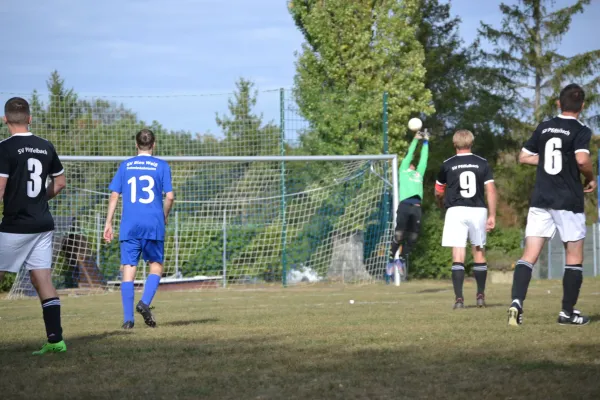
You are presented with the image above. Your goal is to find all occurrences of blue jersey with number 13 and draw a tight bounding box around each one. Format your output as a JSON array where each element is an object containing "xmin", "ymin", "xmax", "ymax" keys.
[{"xmin": 109, "ymin": 155, "xmax": 173, "ymax": 241}]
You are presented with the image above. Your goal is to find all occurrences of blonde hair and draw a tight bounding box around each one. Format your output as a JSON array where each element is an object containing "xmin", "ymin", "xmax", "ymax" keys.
[{"xmin": 453, "ymin": 129, "xmax": 474, "ymax": 150}]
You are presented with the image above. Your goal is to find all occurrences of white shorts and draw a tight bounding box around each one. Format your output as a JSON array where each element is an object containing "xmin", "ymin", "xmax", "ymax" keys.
[
  {"xmin": 442, "ymin": 207, "xmax": 488, "ymax": 248},
  {"xmin": 0, "ymin": 231, "xmax": 54, "ymax": 273},
  {"xmin": 525, "ymin": 207, "xmax": 586, "ymax": 242}
]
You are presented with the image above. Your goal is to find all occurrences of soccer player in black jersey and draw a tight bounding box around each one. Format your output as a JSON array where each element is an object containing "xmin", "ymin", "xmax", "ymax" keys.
[
  {"xmin": 508, "ymin": 84, "xmax": 595, "ymax": 327},
  {"xmin": 0, "ymin": 98, "xmax": 67, "ymax": 354},
  {"xmin": 435, "ymin": 130, "xmax": 497, "ymax": 309}
]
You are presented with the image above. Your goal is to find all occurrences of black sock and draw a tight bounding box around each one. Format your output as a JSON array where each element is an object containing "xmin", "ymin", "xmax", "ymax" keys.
[
  {"xmin": 41, "ymin": 297, "xmax": 63, "ymax": 344},
  {"xmin": 389, "ymin": 240, "xmax": 401, "ymax": 263},
  {"xmin": 511, "ymin": 261, "xmax": 533, "ymax": 307},
  {"xmin": 451, "ymin": 263, "xmax": 465, "ymax": 300},
  {"xmin": 473, "ymin": 263, "xmax": 488, "ymax": 295},
  {"xmin": 562, "ymin": 265, "xmax": 583, "ymax": 315}
]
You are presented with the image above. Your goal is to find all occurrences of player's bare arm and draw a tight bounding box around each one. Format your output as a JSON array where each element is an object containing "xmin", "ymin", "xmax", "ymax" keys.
[
  {"xmin": 485, "ymin": 182, "xmax": 497, "ymax": 231},
  {"xmin": 518, "ymin": 150, "xmax": 539, "ymax": 166},
  {"xmin": 575, "ymin": 151, "xmax": 596, "ymax": 193},
  {"xmin": 163, "ymin": 191, "xmax": 175, "ymax": 224},
  {"xmin": 0, "ymin": 176, "xmax": 6, "ymax": 200},
  {"xmin": 104, "ymin": 192, "xmax": 120, "ymax": 243},
  {"xmin": 46, "ymin": 174, "xmax": 66, "ymax": 200},
  {"xmin": 434, "ymin": 184, "xmax": 445, "ymax": 209}
]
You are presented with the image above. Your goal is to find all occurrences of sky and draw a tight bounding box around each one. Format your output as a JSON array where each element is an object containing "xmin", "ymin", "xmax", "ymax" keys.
[{"xmin": 1, "ymin": 0, "xmax": 598, "ymax": 136}]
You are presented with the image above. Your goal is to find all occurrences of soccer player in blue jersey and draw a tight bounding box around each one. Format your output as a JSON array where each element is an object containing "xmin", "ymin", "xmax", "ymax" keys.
[{"xmin": 103, "ymin": 129, "xmax": 175, "ymax": 329}]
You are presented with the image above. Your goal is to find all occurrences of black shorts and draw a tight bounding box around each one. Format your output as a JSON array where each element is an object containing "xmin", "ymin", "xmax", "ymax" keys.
[{"xmin": 395, "ymin": 203, "xmax": 422, "ymax": 234}]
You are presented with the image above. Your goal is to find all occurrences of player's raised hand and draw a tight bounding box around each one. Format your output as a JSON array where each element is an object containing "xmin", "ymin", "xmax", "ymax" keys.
[
  {"xmin": 103, "ymin": 224, "xmax": 114, "ymax": 243},
  {"xmin": 486, "ymin": 216, "xmax": 496, "ymax": 232},
  {"xmin": 415, "ymin": 132, "xmax": 423, "ymax": 140},
  {"xmin": 583, "ymin": 179, "xmax": 597, "ymax": 193}
]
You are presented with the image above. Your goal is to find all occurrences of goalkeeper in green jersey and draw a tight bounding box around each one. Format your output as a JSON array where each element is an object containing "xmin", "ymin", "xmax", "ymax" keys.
[{"xmin": 386, "ymin": 131, "xmax": 429, "ymax": 283}]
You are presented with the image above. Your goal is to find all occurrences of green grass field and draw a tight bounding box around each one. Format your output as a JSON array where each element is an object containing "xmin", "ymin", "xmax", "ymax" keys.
[{"xmin": 2, "ymin": 279, "xmax": 600, "ymax": 400}]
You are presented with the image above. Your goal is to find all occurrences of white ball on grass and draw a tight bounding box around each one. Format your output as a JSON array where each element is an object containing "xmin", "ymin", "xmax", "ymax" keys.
[
  {"xmin": 349, "ymin": 300, "xmax": 354, "ymax": 304},
  {"xmin": 408, "ymin": 118, "xmax": 423, "ymax": 132}
]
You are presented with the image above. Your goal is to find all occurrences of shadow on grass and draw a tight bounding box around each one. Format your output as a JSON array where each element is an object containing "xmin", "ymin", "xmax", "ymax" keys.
[
  {"xmin": 416, "ymin": 288, "xmax": 449, "ymax": 294},
  {"xmin": 162, "ymin": 318, "xmax": 219, "ymax": 327},
  {"xmin": 464, "ymin": 303, "xmax": 505, "ymax": 309},
  {"xmin": 1, "ymin": 330, "xmax": 132, "ymax": 353},
  {"xmin": 2, "ymin": 335, "xmax": 600, "ymax": 400},
  {"xmin": 587, "ymin": 313, "xmax": 600, "ymax": 322}
]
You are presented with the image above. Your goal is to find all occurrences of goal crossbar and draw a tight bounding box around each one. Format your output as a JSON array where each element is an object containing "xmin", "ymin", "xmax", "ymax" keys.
[{"xmin": 60, "ymin": 155, "xmax": 398, "ymax": 162}]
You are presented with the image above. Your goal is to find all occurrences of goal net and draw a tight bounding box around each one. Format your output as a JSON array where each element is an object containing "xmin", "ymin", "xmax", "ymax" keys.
[{"xmin": 8, "ymin": 155, "xmax": 398, "ymax": 298}]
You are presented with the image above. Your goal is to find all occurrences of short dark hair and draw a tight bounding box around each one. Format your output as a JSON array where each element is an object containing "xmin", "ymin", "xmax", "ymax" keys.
[
  {"xmin": 4, "ymin": 97, "xmax": 31, "ymax": 125},
  {"xmin": 136, "ymin": 129, "xmax": 155, "ymax": 151},
  {"xmin": 559, "ymin": 84, "xmax": 585, "ymax": 113}
]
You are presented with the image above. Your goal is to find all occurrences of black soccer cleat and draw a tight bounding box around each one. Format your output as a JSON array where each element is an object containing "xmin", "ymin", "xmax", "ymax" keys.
[
  {"xmin": 121, "ymin": 321, "xmax": 135, "ymax": 330},
  {"xmin": 557, "ymin": 311, "xmax": 590, "ymax": 326},
  {"xmin": 476, "ymin": 293, "xmax": 486, "ymax": 308},
  {"xmin": 136, "ymin": 301, "xmax": 157, "ymax": 328},
  {"xmin": 453, "ymin": 298, "xmax": 465, "ymax": 310},
  {"xmin": 507, "ymin": 302, "xmax": 523, "ymax": 327}
]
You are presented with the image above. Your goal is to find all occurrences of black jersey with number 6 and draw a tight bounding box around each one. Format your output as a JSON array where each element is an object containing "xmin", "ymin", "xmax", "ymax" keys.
[
  {"xmin": 0, "ymin": 133, "xmax": 64, "ymax": 234},
  {"xmin": 436, "ymin": 153, "xmax": 494, "ymax": 209},
  {"xmin": 522, "ymin": 115, "xmax": 592, "ymax": 213}
]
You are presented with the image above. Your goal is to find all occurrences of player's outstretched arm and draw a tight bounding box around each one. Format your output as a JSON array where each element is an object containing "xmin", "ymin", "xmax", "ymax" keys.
[
  {"xmin": 104, "ymin": 192, "xmax": 120, "ymax": 243},
  {"xmin": 485, "ymin": 182, "xmax": 497, "ymax": 231},
  {"xmin": 400, "ymin": 134, "xmax": 421, "ymax": 170},
  {"xmin": 576, "ymin": 152, "xmax": 597, "ymax": 193},
  {"xmin": 416, "ymin": 136, "xmax": 429, "ymax": 175},
  {"xmin": 46, "ymin": 174, "xmax": 66, "ymax": 200},
  {"xmin": 518, "ymin": 150, "xmax": 539, "ymax": 166}
]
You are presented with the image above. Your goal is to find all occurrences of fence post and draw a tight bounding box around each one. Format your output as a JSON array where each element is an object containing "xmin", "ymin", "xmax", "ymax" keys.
[
  {"xmin": 175, "ymin": 211, "xmax": 180, "ymax": 278},
  {"xmin": 592, "ymin": 223, "xmax": 598, "ymax": 276},
  {"xmin": 96, "ymin": 213, "xmax": 101, "ymax": 270},
  {"xmin": 562, "ymin": 238, "xmax": 566, "ymax": 277},
  {"xmin": 280, "ymin": 88, "xmax": 288, "ymax": 287},
  {"xmin": 548, "ymin": 237, "xmax": 552, "ymax": 280},
  {"xmin": 223, "ymin": 209, "xmax": 227, "ymax": 288},
  {"xmin": 381, "ymin": 92, "xmax": 391, "ymax": 268}
]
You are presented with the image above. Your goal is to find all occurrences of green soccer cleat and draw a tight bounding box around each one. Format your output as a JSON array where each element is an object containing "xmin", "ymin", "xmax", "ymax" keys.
[{"xmin": 32, "ymin": 340, "xmax": 67, "ymax": 355}]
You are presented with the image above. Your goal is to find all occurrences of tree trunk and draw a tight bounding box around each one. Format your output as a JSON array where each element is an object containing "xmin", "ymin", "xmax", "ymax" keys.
[{"xmin": 533, "ymin": 0, "xmax": 542, "ymax": 121}]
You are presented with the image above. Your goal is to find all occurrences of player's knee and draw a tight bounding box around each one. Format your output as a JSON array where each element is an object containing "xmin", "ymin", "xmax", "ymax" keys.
[
  {"xmin": 406, "ymin": 232, "xmax": 419, "ymax": 245},
  {"xmin": 148, "ymin": 262, "xmax": 164, "ymax": 275},
  {"xmin": 472, "ymin": 247, "xmax": 486, "ymax": 264},
  {"xmin": 29, "ymin": 269, "xmax": 57, "ymax": 298},
  {"xmin": 394, "ymin": 230, "xmax": 405, "ymax": 243}
]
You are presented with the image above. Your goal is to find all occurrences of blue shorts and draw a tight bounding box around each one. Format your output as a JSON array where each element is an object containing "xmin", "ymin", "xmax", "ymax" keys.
[{"xmin": 120, "ymin": 239, "xmax": 164, "ymax": 266}]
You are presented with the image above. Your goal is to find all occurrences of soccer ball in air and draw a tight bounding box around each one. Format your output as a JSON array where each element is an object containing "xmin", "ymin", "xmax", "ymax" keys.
[{"xmin": 408, "ymin": 118, "xmax": 423, "ymax": 132}]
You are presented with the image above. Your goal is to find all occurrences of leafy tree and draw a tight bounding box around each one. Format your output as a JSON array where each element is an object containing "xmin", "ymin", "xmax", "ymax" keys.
[
  {"xmin": 414, "ymin": 0, "xmax": 522, "ymax": 169},
  {"xmin": 289, "ymin": 0, "xmax": 434, "ymax": 155},
  {"xmin": 479, "ymin": 0, "xmax": 600, "ymax": 123},
  {"xmin": 216, "ymin": 78, "xmax": 279, "ymax": 156}
]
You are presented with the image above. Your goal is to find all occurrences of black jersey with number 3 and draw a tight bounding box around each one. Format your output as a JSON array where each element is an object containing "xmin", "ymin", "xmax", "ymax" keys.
[
  {"xmin": 0, "ymin": 133, "xmax": 64, "ymax": 233},
  {"xmin": 523, "ymin": 115, "xmax": 592, "ymax": 213},
  {"xmin": 436, "ymin": 153, "xmax": 494, "ymax": 209}
]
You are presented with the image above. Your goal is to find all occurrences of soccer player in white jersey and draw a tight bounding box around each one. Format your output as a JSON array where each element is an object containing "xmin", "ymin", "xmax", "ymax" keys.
[
  {"xmin": 435, "ymin": 130, "xmax": 497, "ymax": 309},
  {"xmin": 0, "ymin": 98, "xmax": 67, "ymax": 354},
  {"xmin": 104, "ymin": 130, "xmax": 174, "ymax": 329},
  {"xmin": 508, "ymin": 84, "xmax": 595, "ymax": 327}
]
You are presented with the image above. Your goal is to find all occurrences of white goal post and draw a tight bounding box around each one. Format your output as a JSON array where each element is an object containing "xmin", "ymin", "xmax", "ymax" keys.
[{"xmin": 8, "ymin": 154, "xmax": 399, "ymax": 298}]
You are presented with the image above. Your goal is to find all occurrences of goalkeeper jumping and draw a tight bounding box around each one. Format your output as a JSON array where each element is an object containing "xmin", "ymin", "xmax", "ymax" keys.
[{"xmin": 386, "ymin": 131, "xmax": 429, "ymax": 283}]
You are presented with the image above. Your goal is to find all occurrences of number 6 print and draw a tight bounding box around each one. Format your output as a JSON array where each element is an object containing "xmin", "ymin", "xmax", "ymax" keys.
[{"xmin": 544, "ymin": 137, "xmax": 562, "ymax": 175}]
